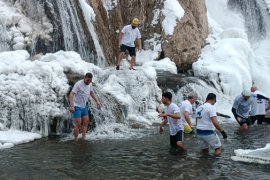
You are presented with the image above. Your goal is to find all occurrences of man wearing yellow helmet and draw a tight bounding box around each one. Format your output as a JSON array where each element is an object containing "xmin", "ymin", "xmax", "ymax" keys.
[{"xmin": 116, "ymin": 18, "xmax": 142, "ymax": 70}]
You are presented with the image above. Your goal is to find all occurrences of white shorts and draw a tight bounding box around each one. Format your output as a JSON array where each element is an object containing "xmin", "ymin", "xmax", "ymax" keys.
[{"xmin": 197, "ymin": 133, "xmax": 222, "ymax": 150}]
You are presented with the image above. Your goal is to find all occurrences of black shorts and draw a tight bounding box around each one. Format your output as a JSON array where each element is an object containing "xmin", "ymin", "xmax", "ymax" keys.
[
  {"xmin": 170, "ymin": 130, "xmax": 184, "ymax": 148},
  {"xmin": 120, "ymin": 44, "xmax": 136, "ymax": 56},
  {"xmin": 232, "ymin": 108, "xmax": 251, "ymax": 126},
  {"xmin": 237, "ymin": 117, "xmax": 251, "ymax": 126},
  {"xmin": 250, "ymin": 115, "xmax": 265, "ymax": 124}
]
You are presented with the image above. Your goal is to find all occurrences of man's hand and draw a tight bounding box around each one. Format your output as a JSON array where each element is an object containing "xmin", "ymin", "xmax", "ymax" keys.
[
  {"xmin": 159, "ymin": 113, "xmax": 167, "ymax": 118},
  {"xmin": 96, "ymin": 101, "xmax": 101, "ymax": 109},
  {"xmin": 69, "ymin": 106, "xmax": 75, "ymax": 113},
  {"xmin": 221, "ymin": 130, "xmax": 228, "ymax": 139},
  {"xmin": 159, "ymin": 126, "xmax": 164, "ymax": 134}
]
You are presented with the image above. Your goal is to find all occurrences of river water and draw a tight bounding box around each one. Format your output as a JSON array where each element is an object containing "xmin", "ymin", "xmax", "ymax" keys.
[{"xmin": 0, "ymin": 123, "xmax": 270, "ymax": 180}]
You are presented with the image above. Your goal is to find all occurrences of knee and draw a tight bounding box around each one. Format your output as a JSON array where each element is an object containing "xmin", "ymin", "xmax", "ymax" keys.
[
  {"xmin": 241, "ymin": 124, "xmax": 248, "ymax": 130},
  {"xmin": 215, "ymin": 148, "xmax": 222, "ymax": 156}
]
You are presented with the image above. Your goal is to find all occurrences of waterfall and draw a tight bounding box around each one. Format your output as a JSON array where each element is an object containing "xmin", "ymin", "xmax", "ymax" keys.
[
  {"xmin": 55, "ymin": 0, "xmax": 97, "ymax": 63},
  {"xmin": 79, "ymin": 0, "xmax": 106, "ymax": 67},
  {"xmin": 0, "ymin": 0, "xmax": 105, "ymax": 66},
  {"xmin": 228, "ymin": 0, "xmax": 270, "ymax": 41}
]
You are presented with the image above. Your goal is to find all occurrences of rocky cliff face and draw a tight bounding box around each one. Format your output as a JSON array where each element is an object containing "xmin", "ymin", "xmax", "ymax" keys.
[
  {"xmin": 91, "ymin": 0, "xmax": 208, "ymax": 72},
  {"xmin": 1, "ymin": 0, "xmax": 208, "ymax": 72}
]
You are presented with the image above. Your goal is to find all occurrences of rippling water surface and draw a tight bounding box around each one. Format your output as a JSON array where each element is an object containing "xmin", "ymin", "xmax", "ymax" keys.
[{"xmin": 0, "ymin": 123, "xmax": 270, "ymax": 180}]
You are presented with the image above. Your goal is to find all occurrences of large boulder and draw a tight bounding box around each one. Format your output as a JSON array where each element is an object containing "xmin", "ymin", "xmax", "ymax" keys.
[{"xmin": 90, "ymin": 0, "xmax": 208, "ymax": 72}]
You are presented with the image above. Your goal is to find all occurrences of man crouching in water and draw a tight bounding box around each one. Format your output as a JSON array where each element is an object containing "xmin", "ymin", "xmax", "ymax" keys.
[
  {"xmin": 159, "ymin": 92, "xmax": 187, "ymax": 152},
  {"xmin": 69, "ymin": 73, "xmax": 101, "ymax": 143}
]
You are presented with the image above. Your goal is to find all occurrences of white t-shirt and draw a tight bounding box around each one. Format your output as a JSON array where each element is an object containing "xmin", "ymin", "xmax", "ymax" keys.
[
  {"xmin": 232, "ymin": 95, "xmax": 255, "ymax": 118},
  {"xmin": 178, "ymin": 100, "xmax": 192, "ymax": 125},
  {"xmin": 165, "ymin": 103, "xmax": 183, "ymax": 136},
  {"xmin": 72, "ymin": 79, "xmax": 94, "ymax": 108},
  {"xmin": 250, "ymin": 90, "xmax": 266, "ymax": 116},
  {"xmin": 121, "ymin": 25, "xmax": 141, "ymax": 47},
  {"xmin": 196, "ymin": 103, "xmax": 217, "ymax": 131}
]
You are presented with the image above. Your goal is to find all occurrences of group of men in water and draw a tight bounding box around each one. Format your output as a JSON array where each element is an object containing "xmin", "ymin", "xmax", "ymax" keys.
[
  {"xmin": 159, "ymin": 86, "xmax": 269, "ymax": 156},
  {"xmin": 67, "ymin": 17, "xmax": 270, "ymax": 156}
]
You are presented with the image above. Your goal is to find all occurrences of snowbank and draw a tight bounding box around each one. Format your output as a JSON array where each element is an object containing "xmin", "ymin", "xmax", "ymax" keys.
[
  {"xmin": 231, "ymin": 144, "xmax": 270, "ymax": 164},
  {"xmin": 0, "ymin": 130, "xmax": 42, "ymax": 150}
]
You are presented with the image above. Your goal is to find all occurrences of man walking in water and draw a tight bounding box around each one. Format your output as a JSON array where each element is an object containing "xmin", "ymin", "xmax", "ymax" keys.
[
  {"xmin": 69, "ymin": 73, "xmax": 101, "ymax": 143},
  {"xmin": 250, "ymin": 86, "xmax": 267, "ymax": 125},
  {"xmin": 178, "ymin": 92, "xmax": 198, "ymax": 134},
  {"xmin": 159, "ymin": 92, "xmax": 186, "ymax": 152},
  {"xmin": 195, "ymin": 93, "xmax": 227, "ymax": 156},
  {"xmin": 116, "ymin": 18, "xmax": 142, "ymax": 70},
  {"xmin": 232, "ymin": 89, "xmax": 269, "ymax": 130}
]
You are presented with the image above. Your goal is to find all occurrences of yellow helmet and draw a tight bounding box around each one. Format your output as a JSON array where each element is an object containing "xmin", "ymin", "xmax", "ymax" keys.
[{"xmin": 132, "ymin": 18, "xmax": 140, "ymax": 25}]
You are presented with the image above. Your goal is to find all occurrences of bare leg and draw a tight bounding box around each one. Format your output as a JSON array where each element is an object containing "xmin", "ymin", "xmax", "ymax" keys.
[
  {"xmin": 73, "ymin": 119, "xmax": 81, "ymax": 143},
  {"xmin": 130, "ymin": 56, "xmax": 136, "ymax": 69},
  {"xmin": 214, "ymin": 147, "xmax": 222, "ymax": 156},
  {"xmin": 117, "ymin": 52, "xmax": 125, "ymax": 66},
  {"xmin": 82, "ymin": 116, "xmax": 89, "ymax": 140},
  {"xmin": 177, "ymin": 141, "xmax": 187, "ymax": 152},
  {"xmin": 241, "ymin": 123, "xmax": 248, "ymax": 130}
]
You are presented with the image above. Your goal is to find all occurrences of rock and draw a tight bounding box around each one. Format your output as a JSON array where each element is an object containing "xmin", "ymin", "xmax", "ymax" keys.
[{"xmin": 91, "ymin": 0, "xmax": 208, "ymax": 72}]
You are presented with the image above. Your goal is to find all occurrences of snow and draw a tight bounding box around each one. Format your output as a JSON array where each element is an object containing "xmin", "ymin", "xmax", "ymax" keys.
[
  {"xmin": 231, "ymin": 143, "xmax": 270, "ymax": 164},
  {"xmin": 151, "ymin": 9, "xmax": 160, "ymax": 26},
  {"xmin": 136, "ymin": 34, "xmax": 162, "ymax": 65},
  {"xmin": 0, "ymin": 130, "xmax": 42, "ymax": 150},
  {"xmin": 102, "ymin": 0, "xmax": 118, "ymax": 12},
  {"xmin": 162, "ymin": 0, "xmax": 185, "ymax": 35},
  {"xmin": 143, "ymin": 57, "xmax": 177, "ymax": 74},
  {"xmin": 0, "ymin": 0, "xmax": 53, "ymax": 52},
  {"xmin": 265, "ymin": 0, "xmax": 270, "ymax": 12}
]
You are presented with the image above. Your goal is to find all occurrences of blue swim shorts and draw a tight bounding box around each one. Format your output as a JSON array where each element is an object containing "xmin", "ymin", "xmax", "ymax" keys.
[{"xmin": 73, "ymin": 106, "xmax": 89, "ymax": 119}]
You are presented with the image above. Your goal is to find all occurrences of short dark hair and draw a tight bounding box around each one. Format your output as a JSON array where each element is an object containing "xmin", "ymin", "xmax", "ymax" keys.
[
  {"xmin": 85, "ymin": 72, "xmax": 93, "ymax": 78},
  {"xmin": 206, "ymin": 93, "xmax": 216, "ymax": 101},
  {"xmin": 162, "ymin": 92, "xmax": 172, "ymax": 101}
]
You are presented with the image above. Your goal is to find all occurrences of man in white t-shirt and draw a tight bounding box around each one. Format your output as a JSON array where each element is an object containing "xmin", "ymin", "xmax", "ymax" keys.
[
  {"xmin": 116, "ymin": 18, "xmax": 142, "ymax": 70},
  {"xmin": 250, "ymin": 86, "xmax": 267, "ymax": 125},
  {"xmin": 159, "ymin": 92, "xmax": 186, "ymax": 151},
  {"xmin": 178, "ymin": 92, "xmax": 198, "ymax": 134},
  {"xmin": 69, "ymin": 73, "xmax": 101, "ymax": 143},
  {"xmin": 196, "ymin": 93, "xmax": 227, "ymax": 156}
]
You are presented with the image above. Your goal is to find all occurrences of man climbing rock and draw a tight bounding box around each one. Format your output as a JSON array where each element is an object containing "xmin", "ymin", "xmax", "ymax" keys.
[{"xmin": 116, "ymin": 18, "xmax": 142, "ymax": 70}]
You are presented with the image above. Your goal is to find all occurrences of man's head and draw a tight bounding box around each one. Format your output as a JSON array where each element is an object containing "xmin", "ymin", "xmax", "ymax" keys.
[
  {"xmin": 206, "ymin": 93, "xmax": 216, "ymax": 105},
  {"xmin": 187, "ymin": 91, "xmax": 198, "ymax": 104},
  {"xmin": 161, "ymin": 92, "xmax": 172, "ymax": 105},
  {"xmin": 131, "ymin": 18, "xmax": 140, "ymax": 29},
  {"xmin": 84, "ymin": 72, "xmax": 93, "ymax": 85},
  {"xmin": 241, "ymin": 89, "xmax": 251, "ymax": 101},
  {"xmin": 251, "ymin": 86, "xmax": 257, "ymax": 93}
]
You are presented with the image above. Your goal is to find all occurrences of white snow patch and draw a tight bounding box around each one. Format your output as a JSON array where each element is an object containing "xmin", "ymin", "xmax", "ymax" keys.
[
  {"xmin": 0, "ymin": 130, "xmax": 42, "ymax": 150},
  {"xmin": 232, "ymin": 144, "xmax": 270, "ymax": 164},
  {"xmin": 162, "ymin": 0, "xmax": 185, "ymax": 35}
]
